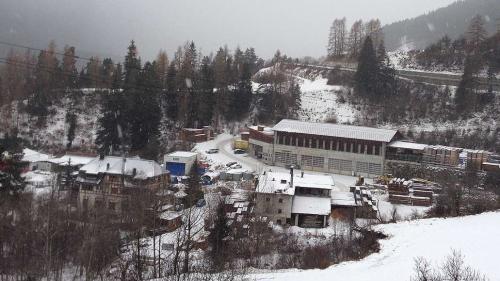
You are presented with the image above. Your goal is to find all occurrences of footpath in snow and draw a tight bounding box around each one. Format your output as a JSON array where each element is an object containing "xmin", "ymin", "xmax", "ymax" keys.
[{"xmin": 253, "ymin": 211, "xmax": 500, "ymax": 281}]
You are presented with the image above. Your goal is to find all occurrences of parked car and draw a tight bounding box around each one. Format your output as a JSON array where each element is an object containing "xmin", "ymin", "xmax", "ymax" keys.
[
  {"xmin": 226, "ymin": 161, "xmax": 237, "ymax": 167},
  {"xmin": 196, "ymin": 199, "xmax": 206, "ymax": 207},
  {"xmin": 229, "ymin": 163, "xmax": 242, "ymax": 169},
  {"xmin": 206, "ymin": 148, "xmax": 219, "ymax": 154},
  {"xmin": 233, "ymin": 149, "xmax": 246, "ymax": 154}
]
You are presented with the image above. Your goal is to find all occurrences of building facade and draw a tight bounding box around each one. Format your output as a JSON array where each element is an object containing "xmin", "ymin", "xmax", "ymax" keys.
[
  {"xmin": 77, "ymin": 156, "xmax": 170, "ymax": 214},
  {"xmin": 255, "ymin": 169, "xmax": 334, "ymax": 228},
  {"xmin": 271, "ymin": 119, "xmax": 401, "ymax": 177}
]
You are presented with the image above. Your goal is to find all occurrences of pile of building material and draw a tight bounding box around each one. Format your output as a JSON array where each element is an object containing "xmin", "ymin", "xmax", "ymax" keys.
[
  {"xmin": 388, "ymin": 178, "xmax": 434, "ymax": 207},
  {"xmin": 348, "ymin": 186, "xmax": 378, "ymax": 218}
]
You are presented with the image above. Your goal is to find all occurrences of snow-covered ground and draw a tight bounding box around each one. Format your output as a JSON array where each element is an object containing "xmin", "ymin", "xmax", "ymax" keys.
[
  {"xmin": 253, "ymin": 211, "xmax": 500, "ymax": 281},
  {"xmin": 296, "ymin": 76, "xmax": 358, "ymax": 124}
]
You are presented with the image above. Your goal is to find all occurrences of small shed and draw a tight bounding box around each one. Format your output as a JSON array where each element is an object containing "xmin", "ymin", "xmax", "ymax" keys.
[{"xmin": 164, "ymin": 151, "xmax": 198, "ymax": 176}]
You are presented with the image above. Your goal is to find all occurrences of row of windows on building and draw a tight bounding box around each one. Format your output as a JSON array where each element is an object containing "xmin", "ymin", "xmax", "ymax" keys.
[
  {"xmin": 275, "ymin": 134, "xmax": 383, "ymax": 156},
  {"xmin": 275, "ymin": 151, "xmax": 383, "ymax": 175}
]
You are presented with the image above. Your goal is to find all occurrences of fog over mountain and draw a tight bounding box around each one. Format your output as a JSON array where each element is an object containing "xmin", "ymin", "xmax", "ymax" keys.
[
  {"xmin": 0, "ymin": 0, "xmax": 454, "ymax": 60},
  {"xmin": 383, "ymin": 0, "xmax": 500, "ymax": 51}
]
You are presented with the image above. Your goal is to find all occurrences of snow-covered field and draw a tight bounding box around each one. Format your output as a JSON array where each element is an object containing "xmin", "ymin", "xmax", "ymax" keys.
[{"xmin": 253, "ymin": 211, "xmax": 500, "ymax": 281}]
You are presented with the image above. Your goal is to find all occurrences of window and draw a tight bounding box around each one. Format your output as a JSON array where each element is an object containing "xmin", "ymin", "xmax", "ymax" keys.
[
  {"xmin": 276, "ymin": 219, "xmax": 282, "ymax": 225},
  {"xmin": 278, "ymin": 198, "xmax": 283, "ymax": 203},
  {"xmin": 356, "ymin": 161, "xmax": 370, "ymax": 174},
  {"xmin": 266, "ymin": 197, "xmax": 271, "ymax": 202},
  {"xmin": 340, "ymin": 160, "xmax": 353, "ymax": 171},
  {"xmin": 278, "ymin": 209, "xmax": 282, "ymax": 214},
  {"xmin": 369, "ymin": 163, "xmax": 382, "ymax": 175},
  {"xmin": 312, "ymin": 156, "xmax": 325, "ymax": 168},
  {"xmin": 328, "ymin": 158, "xmax": 341, "ymax": 170},
  {"xmin": 311, "ymin": 138, "xmax": 317, "ymax": 149},
  {"xmin": 375, "ymin": 145, "xmax": 381, "ymax": 155},
  {"xmin": 108, "ymin": 202, "xmax": 116, "ymax": 211},
  {"xmin": 367, "ymin": 144, "xmax": 373, "ymax": 155},
  {"xmin": 301, "ymin": 155, "xmax": 313, "ymax": 167}
]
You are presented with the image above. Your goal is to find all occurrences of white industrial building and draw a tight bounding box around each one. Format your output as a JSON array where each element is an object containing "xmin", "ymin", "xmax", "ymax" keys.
[{"xmin": 249, "ymin": 119, "xmax": 401, "ymax": 177}]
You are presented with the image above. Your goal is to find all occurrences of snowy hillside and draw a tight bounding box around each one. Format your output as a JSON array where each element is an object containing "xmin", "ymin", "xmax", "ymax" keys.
[
  {"xmin": 0, "ymin": 92, "xmax": 100, "ymax": 152},
  {"xmin": 253, "ymin": 211, "xmax": 500, "ymax": 281},
  {"xmin": 296, "ymin": 76, "xmax": 358, "ymax": 123}
]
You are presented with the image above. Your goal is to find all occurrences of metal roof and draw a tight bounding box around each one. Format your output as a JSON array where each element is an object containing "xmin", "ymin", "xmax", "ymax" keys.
[
  {"xmin": 388, "ymin": 141, "xmax": 427, "ymax": 151},
  {"xmin": 272, "ymin": 119, "xmax": 399, "ymax": 143}
]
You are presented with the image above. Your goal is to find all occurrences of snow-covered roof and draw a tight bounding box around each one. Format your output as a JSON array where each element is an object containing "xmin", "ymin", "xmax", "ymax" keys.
[
  {"xmin": 249, "ymin": 125, "xmax": 274, "ymax": 136},
  {"xmin": 48, "ymin": 155, "xmax": 95, "ymax": 166},
  {"xmin": 22, "ymin": 148, "xmax": 52, "ymax": 163},
  {"xmin": 256, "ymin": 170, "xmax": 334, "ymax": 195},
  {"xmin": 272, "ymin": 119, "xmax": 399, "ymax": 143},
  {"xmin": 167, "ymin": 151, "xmax": 198, "ymax": 158},
  {"xmin": 79, "ymin": 156, "xmax": 166, "ymax": 179},
  {"xmin": 388, "ymin": 141, "xmax": 427, "ymax": 151},
  {"xmin": 291, "ymin": 196, "xmax": 331, "ymax": 215},
  {"xmin": 331, "ymin": 191, "xmax": 358, "ymax": 207}
]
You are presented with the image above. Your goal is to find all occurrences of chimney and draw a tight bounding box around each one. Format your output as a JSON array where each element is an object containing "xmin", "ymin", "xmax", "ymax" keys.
[
  {"xmin": 132, "ymin": 168, "xmax": 137, "ymax": 177},
  {"xmin": 289, "ymin": 165, "xmax": 294, "ymax": 187},
  {"xmin": 99, "ymin": 153, "xmax": 105, "ymax": 160},
  {"xmin": 257, "ymin": 125, "xmax": 264, "ymax": 131},
  {"xmin": 301, "ymin": 171, "xmax": 304, "ymax": 178},
  {"xmin": 106, "ymin": 163, "xmax": 110, "ymax": 170}
]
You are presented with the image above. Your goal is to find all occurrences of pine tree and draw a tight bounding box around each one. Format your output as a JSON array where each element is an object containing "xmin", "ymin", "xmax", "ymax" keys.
[
  {"xmin": 62, "ymin": 46, "xmax": 78, "ymax": 89},
  {"xmin": 0, "ymin": 135, "xmax": 25, "ymax": 195},
  {"xmin": 197, "ymin": 56, "xmax": 215, "ymax": 126},
  {"xmin": 354, "ymin": 37, "xmax": 379, "ymax": 101},
  {"xmin": 100, "ymin": 58, "xmax": 115, "ymax": 89},
  {"xmin": 95, "ymin": 91, "xmax": 128, "ymax": 155},
  {"xmin": 127, "ymin": 61, "xmax": 162, "ymax": 156},
  {"xmin": 467, "ymin": 15, "xmax": 487, "ymax": 54},
  {"xmin": 65, "ymin": 110, "xmax": 77, "ymax": 149},
  {"xmin": 124, "ymin": 40, "xmax": 141, "ymax": 90},
  {"xmin": 164, "ymin": 62, "xmax": 179, "ymax": 120},
  {"xmin": 455, "ymin": 55, "xmax": 479, "ymax": 114}
]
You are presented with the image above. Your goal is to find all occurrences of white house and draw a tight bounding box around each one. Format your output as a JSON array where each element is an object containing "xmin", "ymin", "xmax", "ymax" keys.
[{"xmin": 255, "ymin": 169, "xmax": 335, "ymax": 228}]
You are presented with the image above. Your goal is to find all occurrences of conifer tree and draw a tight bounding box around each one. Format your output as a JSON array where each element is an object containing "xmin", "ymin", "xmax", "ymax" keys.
[
  {"xmin": 62, "ymin": 46, "xmax": 78, "ymax": 89},
  {"xmin": 164, "ymin": 62, "xmax": 179, "ymax": 120},
  {"xmin": 354, "ymin": 37, "xmax": 379, "ymax": 100}
]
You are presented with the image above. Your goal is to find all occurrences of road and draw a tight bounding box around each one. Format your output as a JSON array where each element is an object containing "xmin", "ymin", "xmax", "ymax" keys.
[
  {"xmin": 290, "ymin": 63, "xmax": 500, "ymax": 91},
  {"xmin": 215, "ymin": 135, "xmax": 266, "ymax": 172}
]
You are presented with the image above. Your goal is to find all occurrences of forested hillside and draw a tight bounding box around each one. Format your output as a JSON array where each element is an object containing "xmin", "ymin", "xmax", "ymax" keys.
[{"xmin": 383, "ymin": 0, "xmax": 500, "ymax": 51}]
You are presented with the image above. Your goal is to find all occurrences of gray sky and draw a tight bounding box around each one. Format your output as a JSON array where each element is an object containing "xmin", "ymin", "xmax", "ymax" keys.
[{"xmin": 2, "ymin": 0, "xmax": 457, "ymax": 60}]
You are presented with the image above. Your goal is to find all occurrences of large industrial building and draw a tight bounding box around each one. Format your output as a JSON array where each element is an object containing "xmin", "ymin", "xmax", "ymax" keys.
[
  {"xmin": 248, "ymin": 119, "xmax": 492, "ymax": 176},
  {"xmin": 257, "ymin": 119, "xmax": 402, "ymax": 177}
]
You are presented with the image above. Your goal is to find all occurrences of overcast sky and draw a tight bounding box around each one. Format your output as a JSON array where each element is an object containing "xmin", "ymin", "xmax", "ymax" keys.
[{"xmin": 2, "ymin": 0, "xmax": 457, "ymax": 60}]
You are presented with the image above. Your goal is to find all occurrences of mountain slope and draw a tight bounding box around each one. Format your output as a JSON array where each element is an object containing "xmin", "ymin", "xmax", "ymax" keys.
[{"xmin": 383, "ymin": 0, "xmax": 500, "ymax": 51}]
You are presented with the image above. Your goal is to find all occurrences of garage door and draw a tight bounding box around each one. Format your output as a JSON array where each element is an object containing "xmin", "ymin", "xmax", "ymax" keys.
[{"xmin": 166, "ymin": 162, "xmax": 186, "ymax": 176}]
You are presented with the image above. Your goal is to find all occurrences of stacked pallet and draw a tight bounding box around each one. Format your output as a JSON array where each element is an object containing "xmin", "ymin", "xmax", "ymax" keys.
[
  {"xmin": 388, "ymin": 178, "xmax": 411, "ymax": 204},
  {"xmin": 411, "ymin": 196, "xmax": 432, "ymax": 206},
  {"xmin": 387, "ymin": 178, "xmax": 434, "ymax": 206},
  {"xmin": 389, "ymin": 194, "xmax": 412, "ymax": 205}
]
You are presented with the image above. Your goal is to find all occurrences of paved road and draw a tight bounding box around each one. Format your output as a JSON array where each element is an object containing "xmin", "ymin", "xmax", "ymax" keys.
[{"xmin": 215, "ymin": 135, "xmax": 266, "ymax": 172}]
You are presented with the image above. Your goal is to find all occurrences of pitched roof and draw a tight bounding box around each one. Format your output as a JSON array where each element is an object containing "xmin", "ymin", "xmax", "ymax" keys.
[
  {"xmin": 79, "ymin": 156, "xmax": 166, "ymax": 179},
  {"xmin": 272, "ymin": 119, "xmax": 399, "ymax": 143}
]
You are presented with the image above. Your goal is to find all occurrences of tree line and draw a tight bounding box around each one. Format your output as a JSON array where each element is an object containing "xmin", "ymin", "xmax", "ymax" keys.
[{"xmin": 327, "ymin": 18, "xmax": 383, "ymax": 60}]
